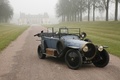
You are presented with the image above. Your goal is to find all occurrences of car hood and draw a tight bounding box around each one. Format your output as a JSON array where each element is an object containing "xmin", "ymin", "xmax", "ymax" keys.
[{"xmin": 64, "ymin": 39, "xmax": 88, "ymax": 48}]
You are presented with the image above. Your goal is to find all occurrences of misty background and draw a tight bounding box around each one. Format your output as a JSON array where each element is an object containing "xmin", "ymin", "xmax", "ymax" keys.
[
  {"xmin": 9, "ymin": 0, "xmax": 59, "ymax": 24},
  {"xmin": 0, "ymin": 0, "xmax": 120, "ymax": 25}
]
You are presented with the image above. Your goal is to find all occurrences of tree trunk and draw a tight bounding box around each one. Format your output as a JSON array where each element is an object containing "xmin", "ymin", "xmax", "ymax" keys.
[
  {"xmin": 78, "ymin": 11, "xmax": 80, "ymax": 22},
  {"xmin": 63, "ymin": 15, "xmax": 65, "ymax": 22},
  {"xmin": 93, "ymin": 4, "xmax": 95, "ymax": 21},
  {"xmin": 72, "ymin": 14, "xmax": 74, "ymax": 21},
  {"xmin": 67, "ymin": 15, "xmax": 69, "ymax": 22},
  {"xmin": 106, "ymin": 0, "xmax": 109, "ymax": 21},
  {"xmin": 62, "ymin": 15, "xmax": 64, "ymax": 22},
  {"xmin": 115, "ymin": 0, "xmax": 118, "ymax": 21},
  {"xmin": 80, "ymin": 11, "xmax": 82, "ymax": 21},
  {"xmin": 69, "ymin": 15, "xmax": 71, "ymax": 22},
  {"xmin": 62, "ymin": 15, "xmax": 65, "ymax": 22},
  {"xmin": 75, "ymin": 12, "xmax": 76, "ymax": 22},
  {"xmin": 88, "ymin": 0, "xmax": 90, "ymax": 21},
  {"xmin": 79, "ymin": 0, "xmax": 83, "ymax": 21}
]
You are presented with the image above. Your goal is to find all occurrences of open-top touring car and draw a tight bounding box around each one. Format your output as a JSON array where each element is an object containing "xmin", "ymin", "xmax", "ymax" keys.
[{"xmin": 34, "ymin": 27, "xmax": 109, "ymax": 69}]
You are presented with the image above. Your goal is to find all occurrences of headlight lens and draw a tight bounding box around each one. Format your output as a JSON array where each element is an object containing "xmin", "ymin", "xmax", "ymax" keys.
[
  {"xmin": 83, "ymin": 46, "xmax": 88, "ymax": 52},
  {"xmin": 81, "ymin": 34, "xmax": 85, "ymax": 38},
  {"xmin": 98, "ymin": 46, "xmax": 103, "ymax": 52}
]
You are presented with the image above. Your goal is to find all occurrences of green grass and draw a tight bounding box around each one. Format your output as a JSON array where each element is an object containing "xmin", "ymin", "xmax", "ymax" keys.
[
  {"xmin": 0, "ymin": 23, "xmax": 29, "ymax": 52},
  {"xmin": 45, "ymin": 21, "xmax": 120, "ymax": 57}
]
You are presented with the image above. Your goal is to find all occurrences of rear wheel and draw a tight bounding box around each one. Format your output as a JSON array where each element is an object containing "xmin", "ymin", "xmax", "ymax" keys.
[
  {"xmin": 93, "ymin": 50, "xmax": 109, "ymax": 67},
  {"xmin": 65, "ymin": 49, "xmax": 82, "ymax": 69},
  {"xmin": 37, "ymin": 45, "xmax": 46, "ymax": 59}
]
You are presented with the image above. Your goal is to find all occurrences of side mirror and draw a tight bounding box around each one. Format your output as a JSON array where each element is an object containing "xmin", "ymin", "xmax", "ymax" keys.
[{"xmin": 80, "ymin": 32, "xmax": 87, "ymax": 39}]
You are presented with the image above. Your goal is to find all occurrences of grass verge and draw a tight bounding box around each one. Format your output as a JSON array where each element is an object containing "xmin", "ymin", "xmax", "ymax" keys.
[
  {"xmin": 0, "ymin": 24, "xmax": 29, "ymax": 52},
  {"xmin": 45, "ymin": 21, "xmax": 120, "ymax": 57}
]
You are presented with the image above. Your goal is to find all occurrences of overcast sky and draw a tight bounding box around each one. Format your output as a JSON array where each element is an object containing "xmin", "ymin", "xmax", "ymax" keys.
[{"xmin": 9, "ymin": 0, "xmax": 58, "ymax": 15}]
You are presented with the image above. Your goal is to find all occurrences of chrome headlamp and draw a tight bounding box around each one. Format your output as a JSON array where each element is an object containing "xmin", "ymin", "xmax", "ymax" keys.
[
  {"xmin": 98, "ymin": 46, "xmax": 104, "ymax": 52},
  {"xmin": 83, "ymin": 46, "xmax": 89, "ymax": 52}
]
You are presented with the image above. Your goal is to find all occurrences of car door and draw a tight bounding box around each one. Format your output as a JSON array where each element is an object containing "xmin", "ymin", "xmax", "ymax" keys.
[{"xmin": 44, "ymin": 37, "xmax": 59, "ymax": 49}]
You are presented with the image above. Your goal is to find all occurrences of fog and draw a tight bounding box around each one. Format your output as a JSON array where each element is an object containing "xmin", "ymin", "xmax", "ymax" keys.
[
  {"xmin": 9, "ymin": 0, "xmax": 120, "ymax": 25},
  {"xmin": 9, "ymin": 0, "xmax": 59, "ymax": 24},
  {"xmin": 9, "ymin": 0, "xmax": 58, "ymax": 15}
]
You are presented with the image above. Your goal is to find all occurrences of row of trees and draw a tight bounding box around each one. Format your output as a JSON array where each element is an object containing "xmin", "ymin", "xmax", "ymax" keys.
[
  {"xmin": 56, "ymin": 0, "xmax": 120, "ymax": 22},
  {"xmin": 0, "ymin": 0, "xmax": 13, "ymax": 23}
]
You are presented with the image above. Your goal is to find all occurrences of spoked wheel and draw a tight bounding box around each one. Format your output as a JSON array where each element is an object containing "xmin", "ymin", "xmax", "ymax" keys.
[
  {"xmin": 37, "ymin": 45, "xmax": 46, "ymax": 59},
  {"xmin": 93, "ymin": 49, "xmax": 109, "ymax": 67},
  {"xmin": 65, "ymin": 49, "xmax": 82, "ymax": 70}
]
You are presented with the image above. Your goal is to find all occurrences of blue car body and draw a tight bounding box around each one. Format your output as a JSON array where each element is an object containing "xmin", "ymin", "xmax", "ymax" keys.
[{"xmin": 34, "ymin": 27, "xmax": 109, "ymax": 69}]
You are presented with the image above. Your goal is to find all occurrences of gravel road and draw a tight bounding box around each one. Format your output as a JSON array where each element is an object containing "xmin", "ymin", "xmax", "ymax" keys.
[{"xmin": 0, "ymin": 26, "xmax": 120, "ymax": 80}]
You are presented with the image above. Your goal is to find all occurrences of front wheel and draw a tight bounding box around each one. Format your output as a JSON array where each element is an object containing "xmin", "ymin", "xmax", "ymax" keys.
[
  {"xmin": 93, "ymin": 49, "xmax": 109, "ymax": 67},
  {"xmin": 37, "ymin": 45, "xmax": 46, "ymax": 59},
  {"xmin": 65, "ymin": 49, "xmax": 82, "ymax": 70}
]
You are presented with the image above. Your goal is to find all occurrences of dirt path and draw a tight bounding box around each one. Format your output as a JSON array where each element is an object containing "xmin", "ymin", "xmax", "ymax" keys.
[{"xmin": 0, "ymin": 26, "xmax": 120, "ymax": 80}]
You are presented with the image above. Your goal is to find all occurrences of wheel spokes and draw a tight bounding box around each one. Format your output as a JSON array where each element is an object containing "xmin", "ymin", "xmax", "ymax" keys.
[{"xmin": 67, "ymin": 51, "xmax": 79, "ymax": 67}]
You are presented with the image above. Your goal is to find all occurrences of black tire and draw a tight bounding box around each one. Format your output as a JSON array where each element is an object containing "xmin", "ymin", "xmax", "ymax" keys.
[
  {"xmin": 93, "ymin": 50, "xmax": 109, "ymax": 67},
  {"xmin": 37, "ymin": 45, "xmax": 46, "ymax": 59},
  {"xmin": 65, "ymin": 49, "xmax": 82, "ymax": 70}
]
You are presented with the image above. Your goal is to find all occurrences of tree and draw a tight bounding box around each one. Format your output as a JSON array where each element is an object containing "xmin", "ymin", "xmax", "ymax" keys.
[
  {"xmin": 56, "ymin": 0, "xmax": 106, "ymax": 22},
  {"xmin": 92, "ymin": 0, "xmax": 104, "ymax": 21},
  {"xmin": 56, "ymin": 0, "xmax": 87, "ymax": 22},
  {"xmin": 87, "ymin": 0, "xmax": 92, "ymax": 21},
  {"xmin": 114, "ymin": 0, "xmax": 119, "ymax": 21},
  {"xmin": 78, "ymin": 0, "xmax": 83, "ymax": 21},
  {"xmin": 56, "ymin": 0, "xmax": 71, "ymax": 22},
  {"xmin": 0, "ymin": 0, "xmax": 13, "ymax": 23},
  {"xmin": 102, "ymin": 0, "xmax": 110, "ymax": 21}
]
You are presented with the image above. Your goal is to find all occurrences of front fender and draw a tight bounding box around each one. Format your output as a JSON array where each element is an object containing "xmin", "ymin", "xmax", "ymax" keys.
[
  {"xmin": 58, "ymin": 46, "xmax": 79, "ymax": 58},
  {"xmin": 67, "ymin": 46, "xmax": 80, "ymax": 49}
]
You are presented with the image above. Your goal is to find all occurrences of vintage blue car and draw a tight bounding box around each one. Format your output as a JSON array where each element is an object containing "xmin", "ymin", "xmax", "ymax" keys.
[{"xmin": 34, "ymin": 27, "xmax": 109, "ymax": 69}]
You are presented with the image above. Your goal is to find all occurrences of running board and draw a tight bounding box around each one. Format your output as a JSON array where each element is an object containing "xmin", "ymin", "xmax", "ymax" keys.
[{"xmin": 46, "ymin": 48, "xmax": 58, "ymax": 56}]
